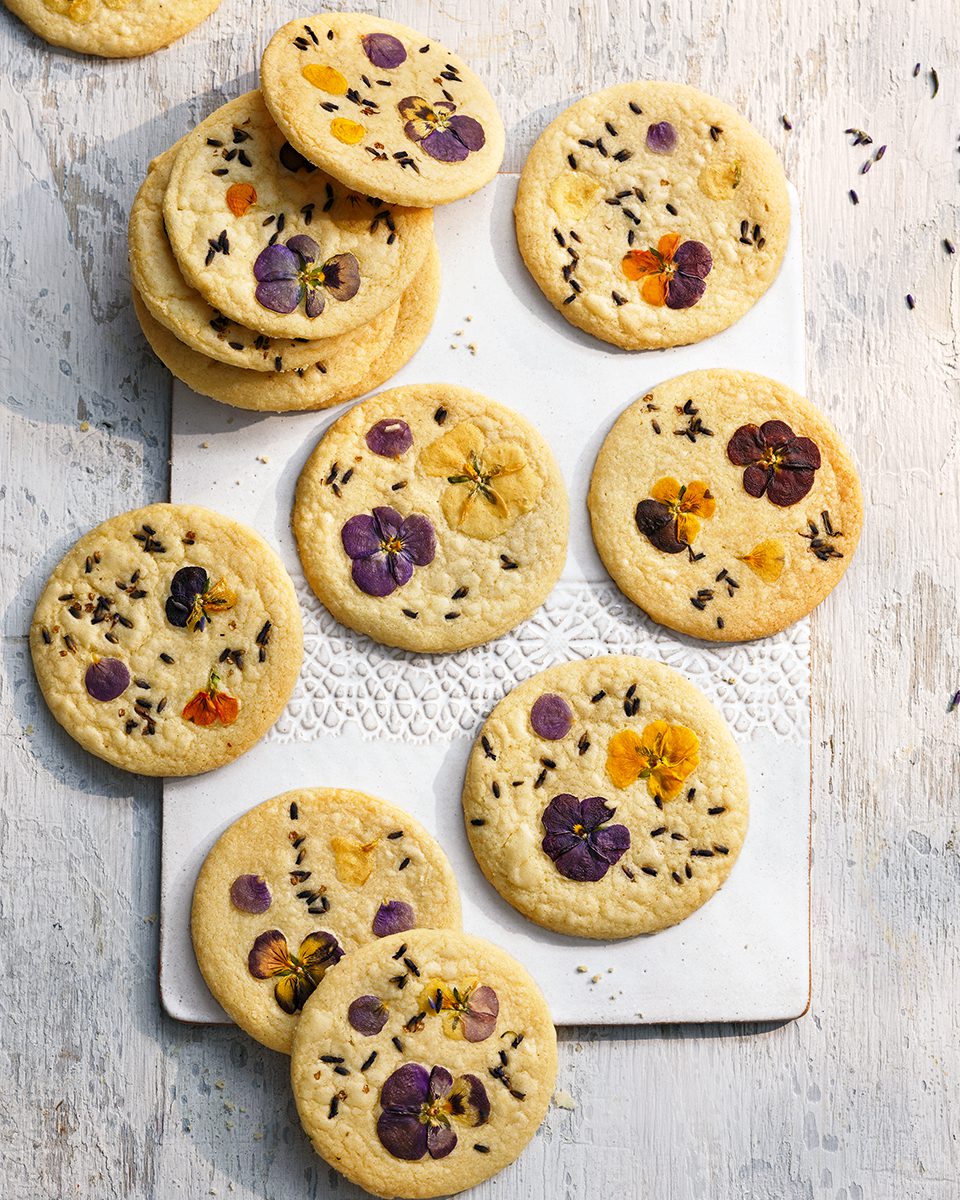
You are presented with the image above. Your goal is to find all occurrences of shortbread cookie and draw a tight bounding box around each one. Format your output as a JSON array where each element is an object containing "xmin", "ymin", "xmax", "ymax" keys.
[
  {"xmin": 588, "ymin": 369, "xmax": 863, "ymax": 640},
  {"xmin": 4, "ymin": 0, "xmax": 220, "ymax": 57},
  {"xmin": 132, "ymin": 286, "xmax": 398, "ymax": 412},
  {"xmin": 515, "ymin": 82, "xmax": 790, "ymax": 349},
  {"xmin": 291, "ymin": 928, "xmax": 556, "ymax": 1198},
  {"xmin": 293, "ymin": 384, "xmax": 568, "ymax": 653},
  {"xmin": 30, "ymin": 504, "xmax": 302, "ymax": 776},
  {"xmin": 320, "ymin": 240, "xmax": 441, "ymax": 406},
  {"xmin": 130, "ymin": 142, "xmax": 356, "ymax": 374},
  {"xmin": 163, "ymin": 90, "xmax": 434, "ymax": 339},
  {"xmin": 192, "ymin": 788, "xmax": 461, "ymax": 1054},
  {"xmin": 463, "ymin": 657, "xmax": 748, "ymax": 939},
  {"xmin": 261, "ymin": 13, "xmax": 504, "ymax": 208}
]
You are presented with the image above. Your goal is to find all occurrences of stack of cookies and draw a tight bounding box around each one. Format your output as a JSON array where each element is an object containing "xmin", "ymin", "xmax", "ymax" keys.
[{"xmin": 129, "ymin": 12, "xmax": 505, "ymax": 413}]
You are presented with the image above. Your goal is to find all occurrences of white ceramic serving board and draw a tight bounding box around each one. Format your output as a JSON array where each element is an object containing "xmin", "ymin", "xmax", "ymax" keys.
[{"xmin": 162, "ymin": 174, "xmax": 810, "ymax": 1027}]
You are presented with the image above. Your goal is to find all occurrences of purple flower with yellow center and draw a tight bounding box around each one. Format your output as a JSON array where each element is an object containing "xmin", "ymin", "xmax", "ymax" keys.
[
  {"xmin": 397, "ymin": 96, "xmax": 485, "ymax": 163},
  {"xmin": 341, "ymin": 506, "xmax": 436, "ymax": 597},
  {"xmin": 377, "ymin": 1063, "xmax": 490, "ymax": 1161},
  {"xmin": 247, "ymin": 928, "xmax": 343, "ymax": 1013},
  {"xmin": 541, "ymin": 794, "xmax": 630, "ymax": 882},
  {"xmin": 419, "ymin": 977, "xmax": 499, "ymax": 1042},
  {"xmin": 253, "ymin": 234, "xmax": 360, "ymax": 318},
  {"xmin": 165, "ymin": 566, "xmax": 236, "ymax": 632}
]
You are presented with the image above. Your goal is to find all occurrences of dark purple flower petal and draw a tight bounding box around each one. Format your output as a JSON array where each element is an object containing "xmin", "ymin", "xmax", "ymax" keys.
[
  {"xmin": 247, "ymin": 929, "xmax": 290, "ymax": 978},
  {"xmin": 361, "ymin": 31, "xmax": 407, "ymax": 69},
  {"xmin": 377, "ymin": 1111, "xmax": 428, "ymax": 1161},
  {"xmin": 781, "ymin": 435, "xmax": 822, "ymax": 470},
  {"xmin": 84, "ymin": 657, "xmax": 130, "ymax": 702},
  {"xmin": 366, "ymin": 419, "xmax": 413, "ymax": 458},
  {"xmin": 382, "ymin": 1062, "xmax": 431, "ymax": 1109},
  {"xmin": 635, "ymin": 499, "xmax": 685, "ymax": 553},
  {"xmin": 758, "ymin": 420, "xmax": 796, "ymax": 449},
  {"xmin": 742, "ymin": 463, "xmax": 771, "ymax": 498},
  {"xmin": 766, "ymin": 467, "xmax": 817, "ymax": 506},
  {"xmin": 726, "ymin": 424, "xmax": 766, "ymax": 466},
  {"xmin": 255, "ymin": 278, "xmax": 301, "ymax": 315},
  {"xmin": 541, "ymin": 793, "xmax": 583, "ymax": 834},
  {"xmin": 397, "ymin": 514, "xmax": 436, "ymax": 565},
  {"xmin": 341, "ymin": 514, "xmax": 380, "ymax": 560},
  {"xmin": 530, "ymin": 693, "xmax": 573, "ymax": 740},
  {"xmin": 553, "ymin": 840, "xmax": 610, "ymax": 882},
  {"xmin": 388, "ymin": 551, "xmax": 414, "ymax": 588},
  {"xmin": 170, "ymin": 565, "xmax": 208, "ymax": 602},
  {"xmin": 665, "ymin": 271, "xmax": 707, "ymax": 309},
  {"xmin": 646, "ymin": 121, "xmax": 677, "ymax": 153},
  {"xmin": 352, "ymin": 553, "xmax": 398, "ymax": 597},
  {"xmin": 372, "ymin": 505, "xmax": 404, "ymax": 541},
  {"xmin": 348, "ymin": 994, "xmax": 389, "ymax": 1035},
  {"xmin": 448, "ymin": 114, "xmax": 486, "ymax": 151},
  {"xmin": 230, "ymin": 874, "xmax": 272, "ymax": 914},
  {"xmin": 279, "ymin": 141, "xmax": 316, "ymax": 173},
  {"xmin": 578, "ymin": 795, "xmax": 615, "ymax": 831},
  {"xmin": 403, "ymin": 120, "xmax": 423, "ymax": 144},
  {"xmin": 303, "ymin": 286, "xmax": 325, "ymax": 319},
  {"xmin": 541, "ymin": 831, "xmax": 582, "ymax": 860},
  {"xmin": 254, "ymin": 243, "xmax": 299, "ymax": 282},
  {"xmin": 285, "ymin": 234, "xmax": 319, "ymax": 263},
  {"xmin": 372, "ymin": 899, "xmax": 416, "ymax": 937},
  {"xmin": 673, "ymin": 240, "xmax": 713, "ymax": 280},
  {"xmin": 428, "ymin": 1065, "xmax": 454, "ymax": 1100},
  {"xmin": 420, "ymin": 127, "xmax": 471, "ymax": 162},
  {"xmin": 459, "ymin": 1074, "xmax": 491, "ymax": 1124},
  {"xmin": 590, "ymin": 823, "xmax": 631, "ymax": 863},
  {"xmin": 426, "ymin": 1126, "xmax": 457, "ymax": 1159},
  {"xmin": 322, "ymin": 253, "xmax": 361, "ymax": 302}
]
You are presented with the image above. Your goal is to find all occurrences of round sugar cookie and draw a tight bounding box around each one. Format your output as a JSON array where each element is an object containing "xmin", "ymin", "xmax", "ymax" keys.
[
  {"xmin": 132, "ymin": 285, "xmax": 398, "ymax": 412},
  {"xmin": 162, "ymin": 90, "xmax": 434, "ymax": 339},
  {"xmin": 463, "ymin": 656, "xmax": 748, "ymax": 939},
  {"xmin": 261, "ymin": 12, "xmax": 505, "ymax": 208},
  {"xmin": 4, "ymin": 0, "xmax": 221, "ymax": 58},
  {"xmin": 129, "ymin": 141, "xmax": 358, "ymax": 374},
  {"xmin": 515, "ymin": 81, "xmax": 790, "ymax": 349},
  {"xmin": 30, "ymin": 503, "xmax": 302, "ymax": 776},
  {"xmin": 588, "ymin": 369, "xmax": 863, "ymax": 641},
  {"xmin": 293, "ymin": 384, "xmax": 568, "ymax": 653},
  {"xmin": 192, "ymin": 788, "xmax": 462, "ymax": 1054},
  {"xmin": 291, "ymin": 928, "xmax": 557, "ymax": 1199}
]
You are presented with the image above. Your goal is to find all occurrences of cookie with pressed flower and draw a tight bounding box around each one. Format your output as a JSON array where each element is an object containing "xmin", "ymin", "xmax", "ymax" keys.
[
  {"xmin": 293, "ymin": 384, "xmax": 568, "ymax": 654},
  {"xmin": 192, "ymin": 788, "xmax": 461, "ymax": 1054},
  {"xmin": 290, "ymin": 928, "xmax": 556, "ymax": 1199},
  {"xmin": 130, "ymin": 141, "xmax": 366, "ymax": 374},
  {"xmin": 463, "ymin": 656, "xmax": 748, "ymax": 939},
  {"xmin": 260, "ymin": 13, "xmax": 505, "ymax": 208},
  {"xmin": 588, "ymin": 369, "xmax": 863, "ymax": 641},
  {"xmin": 515, "ymin": 81, "xmax": 790, "ymax": 349},
  {"xmin": 4, "ymin": 0, "xmax": 221, "ymax": 58},
  {"xmin": 30, "ymin": 504, "xmax": 302, "ymax": 776},
  {"xmin": 162, "ymin": 90, "xmax": 434, "ymax": 340}
]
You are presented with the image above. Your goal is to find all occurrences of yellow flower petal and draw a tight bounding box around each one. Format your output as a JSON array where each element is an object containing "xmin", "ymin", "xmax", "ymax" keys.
[
  {"xmin": 547, "ymin": 171, "xmax": 604, "ymax": 220},
  {"xmin": 330, "ymin": 836, "xmax": 379, "ymax": 886},
  {"xmin": 650, "ymin": 477, "xmax": 682, "ymax": 505},
  {"xmin": 487, "ymin": 462, "xmax": 542, "ymax": 517},
  {"xmin": 605, "ymin": 728, "xmax": 645, "ymax": 789},
  {"xmin": 330, "ymin": 118, "xmax": 366, "ymax": 145},
  {"xmin": 640, "ymin": 721, "xmax": 700, "ymax": 800},
  {"xmin": 302, "ymin": 64, "xmax": 348, "ymax": 95},
  {"xmin": 698, "ymin": 159, "xmax": 744, "ymax": 200},
  {"xmin": 445, "ymin": 484, "xmax": 512, "ymax": 540},
  {"xmin": 679, "ymin": 481, "xmax": 716, "ymax": 519},
  {"xmin": 418, "ymin": 422, "xmax": 486, "ymax": 478},
  {"xmin": 674, "ymin": 511, "xmax": 701, "ymax": 546},
  {"xmin": 737, "ymin": 539, "xmax": 785, "ymax": 583}
]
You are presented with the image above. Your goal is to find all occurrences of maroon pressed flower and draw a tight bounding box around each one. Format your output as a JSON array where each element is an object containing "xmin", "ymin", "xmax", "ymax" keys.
[{"xmin": 727, "ymin": 420, "xmax": 822, "ymax": 506}]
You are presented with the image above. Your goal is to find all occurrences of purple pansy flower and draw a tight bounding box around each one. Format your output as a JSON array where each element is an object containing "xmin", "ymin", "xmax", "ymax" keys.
[
  {"xmin": 377, "ymin": 1063, "xmax": 490, "ymax": 1161},
  {"xmin": 372, "ymin": 899, "xmax": 416, "ymax": 937},
  {"xmin": 541, "ymin": 794, "xmax": 630, "ymax": 882},
  {"xmin": 361, "ymin": 31, "xmax": 407, "ymax": 69},
  {"xmin": 341, "ymin": 506, "xmax": 436, "ymax": 597},
  {"xmin": 397, "ymin": 96, "xmax": 485, "ymax": 163},
  {"xmin": 84, "ymin": 657, "xmax": 130, "ymax": 702},
  {"xmin": 253, "ymin": 234, "xmax": 360, "ymax": 318}
]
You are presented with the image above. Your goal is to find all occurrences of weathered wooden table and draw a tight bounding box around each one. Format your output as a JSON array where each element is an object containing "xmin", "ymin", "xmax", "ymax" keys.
[{"xmin": 2, "ymin": 1, "xmax": 957, "ymax": 1196}]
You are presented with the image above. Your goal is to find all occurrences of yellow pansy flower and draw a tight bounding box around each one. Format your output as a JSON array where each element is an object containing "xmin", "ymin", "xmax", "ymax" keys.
[{"xmin": 605, "ymin": 721, "xmax": 700, "ymax": 799}]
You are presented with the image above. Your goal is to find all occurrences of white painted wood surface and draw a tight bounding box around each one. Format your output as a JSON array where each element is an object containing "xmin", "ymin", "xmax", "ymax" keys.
[{"xmin": 1, "ymin": 1, "xmax": 957, "ymax": 1196}]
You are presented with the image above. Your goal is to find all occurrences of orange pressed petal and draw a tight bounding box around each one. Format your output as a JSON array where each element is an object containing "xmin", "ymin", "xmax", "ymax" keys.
[
  {"xmin": 226, "ymin": 183, "xmax": 257, "ymax": 217},
  {"xmin": 641, "ymin": 274, "xmax": 668, "ymax": 306},
  {"xmin": 657, "ymin": 233, "xmax": 681, "ymax": 261},
  {"xmin": 679, "ymin": 481, "xmax": 716, "ymax": 519},
  {"xmin": 213, "ymin": 692, "xmax": 239, "ymax": 725},
  {"xmin": 650, "ymin": 477, "xmax": 682, "ymax": 505},
  {"xmin": 182, "ymin": 691, "xmax": 217, "ymax": 726},
  {"xmin": 622, "ymin": 248, "xmax": 661, "ymax": 280},
  {"xmin": 674, "ymin": 511, "xmax": 701, "ymax": 546}
]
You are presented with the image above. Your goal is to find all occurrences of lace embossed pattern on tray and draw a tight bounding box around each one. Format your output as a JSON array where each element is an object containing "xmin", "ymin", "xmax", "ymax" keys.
[{"xmin": 268, "ymin": 580, "xmax": 809, "ymax": 745}]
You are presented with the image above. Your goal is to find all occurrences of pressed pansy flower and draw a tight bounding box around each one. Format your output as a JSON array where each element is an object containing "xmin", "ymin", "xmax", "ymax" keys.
[
  {"xmin": 377, "ymin": 1063, "xmax": 490, "ymax": 1161},
  {"xmin": 397, "ymin": 96, "xmax": 486, "ymax": 163},
  {"xmin": 253, "ymin": 234, "xmax": 360, "ymax": 319},
  {"xmin": 622, "ymin": 233, "xmax": 713, "ymax": 309},
  {"xmin": 540, "ymin": 794, "xmax": 630, "ymax": 882},
  {"xmin": 418, "ymin": 422, "xmax": 542, "ymax": 540},
  {"xmin": 419, "ymin": 977, "xmax": 499, "ymax": 1042},
  {"xmin": 372, "ymin": 899, "xmax": 416, "ymax": 937},
  {"xmin": 84, "ymin": 657, "xmax": 130, "ymax": 702},
  {"xmin": 165, "ymin": 566, "xmax": 236, "ymax": 632},
  {"xmin": 181, "ymin": 670, "xmax": 239, "ymax": 727},
  {"xmin": 330, "ymin": 835, "xmax": 380, "ymax": 886},
  {"xmin": 341, "ymin": 507, "xmax": 436, "ymax": 597},
  {"xmin": 726, "ymin": 420, "xmax": 821, "ymax": 506},
  {"xmin": 635, "ymin": 478, "xmax": 716, "ymax": 554},
  {"xmin": 737, "ymin": 538, "xmax": 786, "ymax": 582},
  {"xmin": 646, "ymin": 121, "xmax": 677, "ymax": 154},
  {"xmin": 606, "ymin": 721, "xmax": 700, "ymax": 799},
  {"xmin": 247, "ymin": 928, "xmax": 343, "ymax": 1014},
  {"xmin": 530, "ymin": 693, "xmax": 573, "ymax": 740},
  {"xmin": 362, "ymin": 31, "xmax": 407, "ymax": 68},
  {"xmin": 230, "ymin": 874, "xmax": 272, "ymax": 914},
  {"xmin": 348, "ymin": 993, "xmax": 389, "ymax": 1036}
]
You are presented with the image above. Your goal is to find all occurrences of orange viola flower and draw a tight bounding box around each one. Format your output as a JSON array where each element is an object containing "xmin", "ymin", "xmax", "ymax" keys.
[
  {"xmin": 182, "ymin": 670, "xmax": 239, "ymax": 727},
  {"xmin": 621, "ymin": 234, "xmax": 713, "ymax": 309}
]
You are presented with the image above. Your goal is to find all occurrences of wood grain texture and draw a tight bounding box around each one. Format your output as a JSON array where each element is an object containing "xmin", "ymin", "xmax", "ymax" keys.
[{"xmin": 1, "ymin": 0, "xmax": 957, "ymax": 1197}]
